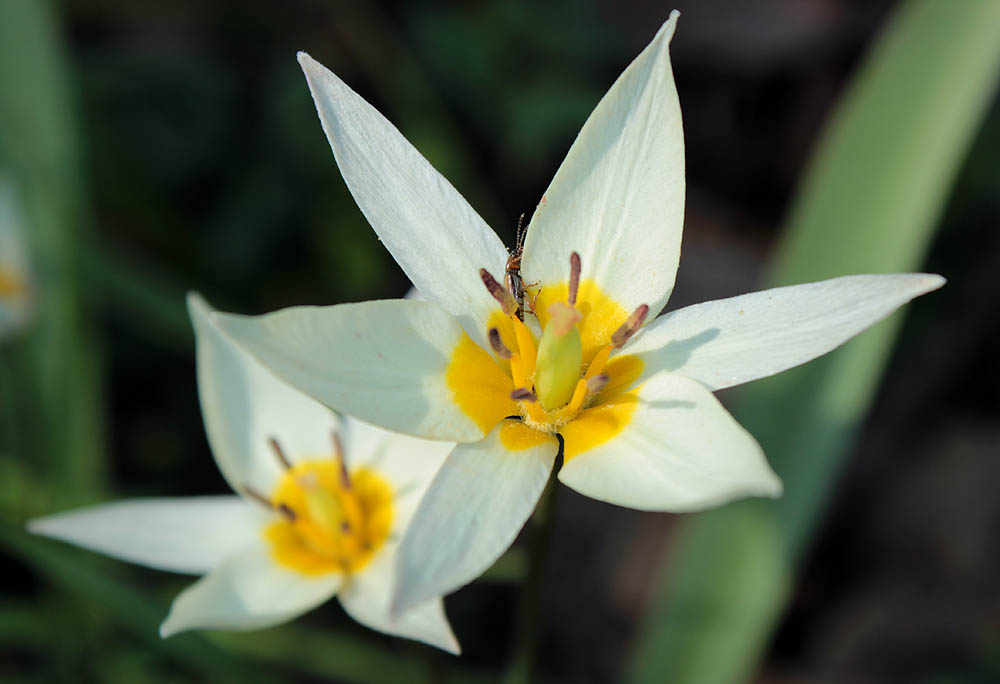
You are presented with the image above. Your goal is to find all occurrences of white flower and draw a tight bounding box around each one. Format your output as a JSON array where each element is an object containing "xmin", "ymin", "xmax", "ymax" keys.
[
  {"xmin": 0, "ymin": 178, "xmax": 33, "ymax": 339},
  {"xmin": 28, "ymin": 294, "xmax": 459, "ymax": 653},
  {"xmin": 212, "ymin": 11, "xmax": 943, "ymax": 615}
]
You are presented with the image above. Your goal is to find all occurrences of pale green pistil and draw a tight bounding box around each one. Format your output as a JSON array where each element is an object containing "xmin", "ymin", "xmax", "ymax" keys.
[{"xmin": 534, "ymin": 301, "xmax": 583, "ymax": 410}]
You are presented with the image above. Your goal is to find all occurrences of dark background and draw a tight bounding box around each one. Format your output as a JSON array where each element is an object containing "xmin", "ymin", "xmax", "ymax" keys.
[{"xmin": 2, "ymin": 0, "xmax": 998, "ymax": 682}]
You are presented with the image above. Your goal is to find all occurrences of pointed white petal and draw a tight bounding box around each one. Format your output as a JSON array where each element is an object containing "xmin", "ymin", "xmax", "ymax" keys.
[
  {"xmin": 392, "ymin": 423, "xmax": 558, "ymax": 614},
  {"xmin": 189, "ymin": 294, "xmax": 341, "ymax": 495},
  {"xmin": 559, "ymin": 373, "xmax": 780, "ymax": 511},
  {"xmin": 339, "ymin": 415, "xmax": 452, "ymax": 526},
  {"xmin": 27, "ymin": 497, "xmax": 263, "ymax": 575},
  {"xmin": 213, "ymin": 299, "xmax": 494, "ymax": 443},
  {"xmin": 298, "ymin": 53, "xmax": 508, "ymax": 348},
  {"xmin": 522, "ymin": 12, "xmax": 684, "ymax": 316},
  {"xmin": 627, "ymin": 273, "xmax": 945, "ymax": 391},
  {"xmin": 340, "ymin": 544, "xmax": 459, "ymax": 654},
  {"xmin": 159, "ymin": 539, "xmax": 341, "ymax": 637}
]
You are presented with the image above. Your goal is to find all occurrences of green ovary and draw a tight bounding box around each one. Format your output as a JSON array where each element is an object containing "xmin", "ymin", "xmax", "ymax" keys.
[{"xmin": 534, "ymin": 303, "xmax": 583, "ymax": 410}]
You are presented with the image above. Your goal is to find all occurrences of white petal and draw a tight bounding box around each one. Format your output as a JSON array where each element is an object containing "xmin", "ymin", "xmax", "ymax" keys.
[
  {"xmin": 559, "ymin": 373, "xmax": 780, "ymax": 511},
  {"xmin": 392, "ymin": 423, "xmax": 558, "ymax": 615},
  {"xmin": 339, "ymin": 415, "xmax": 452, "ymax": 527},
  {"xmin": 159, "ymin": 538, "xmax": 341, "ymax": 637},
  {"xmin": 213, "ymin": 299, "xmax": 488, "ymax": 443},
  {"xmin": 27, "ymin": 496, "xmax": 263, "ymax": 575},
  {"xmin": 299, "ymin": 53, "xmax": 508, "ymax": 349},
  {"xmin": 627, "ymin": 273, "xmax": 946, "ymax": 391},
  {"xmin": 189, "ymin": 294, "xmax": 341, "ymax": 495},
  {"xmin": 340, "ymin": 544, "xmax": 459, "ymax": 654},
  {"xmin": 522, "ymin": 11, "xmax": 684, "ymax": 316}
]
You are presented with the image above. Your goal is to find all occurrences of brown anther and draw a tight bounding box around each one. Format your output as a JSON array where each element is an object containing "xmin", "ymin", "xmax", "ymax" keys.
[
  {"xmin": 276, "ymin": 503, "xmax": 297, "ymax": 521},
  {"xmin": 332, "ymin": 432, "xmax": 351, "ymax": 489},
  {"xmin": 338, "ymin": 458, "xmax": 352, "ymax": 491},
  {"xmin": 511, "ymin": 388, "xmax": 538, "ymax": 402},
  {"xmin": 331, "ymin": 431, "xmax": 343, "ymax": 462},
  {"xmin": 586, "ymin": 374, "xmax": 610, "ymax": 395},
  {"xmin": 611, "ymin": 304, "xmax": 650, "ymax": 348},
  {"xmin": 568, "ymin": 252, "xmax": 581, "ymax": 306},
  {"xmin": 269, "ymin": 437, "xmax": 292, "ymax": 470},
  {"xmin": 488, "ymin": 327, "xmax": 512, "ymax": 359},
  {"xmin": 480, "ymin": 268, "xmax": 517, "ymax": 315},
  {"xmin": 340, "ymin": 521, "xmax": 352, "ymax": 533}
]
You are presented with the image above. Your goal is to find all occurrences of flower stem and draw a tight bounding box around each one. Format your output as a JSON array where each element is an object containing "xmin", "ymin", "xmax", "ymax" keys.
[{"xmin": 502, "ymin": 444, "xmax": 563, "ymax": 684}]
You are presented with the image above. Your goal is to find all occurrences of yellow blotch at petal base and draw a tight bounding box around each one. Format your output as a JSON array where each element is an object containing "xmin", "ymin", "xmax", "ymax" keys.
[
  {"xmin": 265, "ymin": 461, "xmax": 393, "ymax": 576},
  {"xmin": 560, "ymin": 391, "xmax": 641, "ymax": 462},
  {"xmin": 500, "ymin": 419, "xmax": 558, "ymax": 451},
  {"xmin": 533, "ymin": 279, "xmax": 629, "ymax": 364},
  {"xmin": 446, "ymin": 331, "xmax": 517, "ymax": 434}
]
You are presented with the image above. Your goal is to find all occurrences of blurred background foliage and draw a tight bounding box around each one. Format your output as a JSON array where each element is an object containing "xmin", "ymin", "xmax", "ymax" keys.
[{"xmin": 1, "ymin": 0, "xmax": 998, "ymax": 682}]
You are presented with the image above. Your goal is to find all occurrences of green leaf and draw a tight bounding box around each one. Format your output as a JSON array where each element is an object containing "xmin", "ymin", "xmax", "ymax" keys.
[
  {"xmin": 0, "ymin": 520, "xmax": 283, "ymax": 683},
  {"xmin": 0, "ymin": 0, "xmax": 106, "ymax": 501},
  {"xmin": 629, "ymin": 2, "xmax": 1000, "ymax": 683}
]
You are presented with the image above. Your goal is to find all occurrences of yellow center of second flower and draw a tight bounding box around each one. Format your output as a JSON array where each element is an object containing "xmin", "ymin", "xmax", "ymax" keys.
[
  {"xmin": 0, "ymin": 269, "xmax": 24, "ymax": 299},
  {"xmin": 446, "ymin": 254, "xmax": 647, "ymax": 461},
  {"xmin": 264, "ymin": 459, "xmax": 393, "ymax": 576}
]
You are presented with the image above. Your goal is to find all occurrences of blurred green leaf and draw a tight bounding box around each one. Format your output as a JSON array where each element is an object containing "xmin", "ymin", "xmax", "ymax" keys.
[
  {"xmin": 209, "ymin": 623, "xmax": 493, "ymax": 684},
  {"xmin": 629, "ymin": 2, "xmax": 1000, "ymax": 683},
  {"xmin": 208, "ymin": 627, "xmax": 432, "ymax": 684},
  {"xmin": 0, "ymin": 0, "xmax": 106, "ymax": 501},
  {"xmin": 82, "ymin": 244, "xmax": 192, "ymax": 352},
  {"xmin": 0, "ymin": 520, "xmax": 282, "ymax": 683}
]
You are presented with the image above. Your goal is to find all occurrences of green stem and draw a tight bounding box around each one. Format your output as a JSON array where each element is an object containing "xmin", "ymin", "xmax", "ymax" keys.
[{"xmin": 502, "ymin": 446, "xmax": 563, "ymax": 684}]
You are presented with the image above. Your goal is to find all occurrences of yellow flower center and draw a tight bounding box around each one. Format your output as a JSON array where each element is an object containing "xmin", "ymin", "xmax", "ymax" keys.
[
  {"xmin": 446, "ymin": 254, "xmax": 648, "ymax": 461},
  {"xmin": 264, "ymin": 459, "xmax": 393, "ymax": 576},
  {"xmin": 0, "ymin": 269, "xmax": 24, "ymax": 299}
]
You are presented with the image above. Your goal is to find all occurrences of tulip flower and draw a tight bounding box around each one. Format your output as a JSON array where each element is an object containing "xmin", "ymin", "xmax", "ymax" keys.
[
  {"xmin": 213, "ymin": 11, "xmax": 943, "ymax": 614},
  {"xmin": 29, "ymin": 295, "xmax": 459, "ymax": 652}
]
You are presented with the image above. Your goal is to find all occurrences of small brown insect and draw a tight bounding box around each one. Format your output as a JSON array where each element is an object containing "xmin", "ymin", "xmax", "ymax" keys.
[{"xmin": 506, "ymin": 214, "xmax": 527, "ymax": 320}]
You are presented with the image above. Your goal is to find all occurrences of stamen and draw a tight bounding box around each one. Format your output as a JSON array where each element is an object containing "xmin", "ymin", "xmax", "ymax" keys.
[
  {"xmin": 564, "ymin": 379, "xmax": 589, "ymax": 416},
  {"xmin": 338, "ymin": 457, "xmax": 351, "ymax": 491},
  {"xmin": 488, "ymin": 327, "xmax": 512, "ymax": 359},
  {"xmin": 332, "ymin": 432, "xmax": 351, "ymax": 490},
  {"xmin": 509, "ymin": 353, "xmax": 530, "ymax": 390},
  {"xmin": 585, "ymin": 346, "xmax": 612, "ymax": 380},
  {"xmin": 611, "ymin": 304, "xmax": 649, "ymax": 348},
  {"xmin": 568, "ymin": 252, "xmax": 581, "ymax": 306},
  {"xmin": 511, "ymin": 388, "xmax": 538, "ymax": 402},
  {"xmin": 586, "ymin": 374, "xmax": 610, "ymax": 395},
  {"xmin": 512, "ymin": 317, "xmax": 537, "ymax": 380},
  {"xmin": 244, "ymin": 485, "xmax": 299, "ymax": 522},
  {"xmin": 242, "ymin": 486, "xmax": 274, "ymax": 510},
  {"xmin": 276, "ymin": 503, "xmax": 297, "ymax": 521},
  {"xmin": 331, "ymin": 432, "xmax": 344, "ymax": 462},
  {"xmin": 480, "ymin": 268, "xmax": 517, "ymax": 316},
  {"xmin": 269, "ymin": 437, "xmax": 292, "ymax": 470},
  {"xmin": 522, "ymin": 398, "xmax": 548, "ymax": 426}
]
